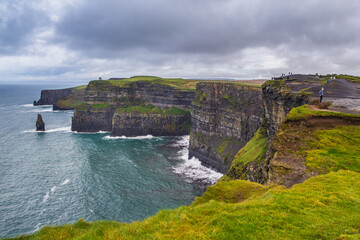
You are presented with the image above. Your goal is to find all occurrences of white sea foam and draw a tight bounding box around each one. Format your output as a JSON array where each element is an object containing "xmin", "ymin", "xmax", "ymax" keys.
[
  {"xmin": 46, "ymin": 126, "xmax": 71, "ymax": 133},
  {"xmin": 50, "ymin": 186, "xmax": 56, "ymax": 193},
  {"xmin": 23, "ymin": 126, "xmax": 71, "ymax": 133},
  {"xmin": 172, "ymin": 135, "xmax": 190, "ymax": 147},
  {"xmin": 103, "ymin": 134, "xmax": 155, "ymax": 140},
  {"xmin": 23, "ymin": 129, "xmax": 37, "ymax": 133},
  {"xmin": 172, "ymin": 136, "xmax": 223, "ymax": 184},
  {"xmin": 61, "ymin": 179, "xmax": 70, "ymax": 185},
  {"xmin": 42, "ymin": 191, "xmax": 50, "ymax": 203},
  {"xmin": 29, "ymin": 108, "xmax": 53, "ymax": 112},
  {"xmin": 73, "ymin": 131, "xmax": 110, "ymax": 134},
  {"xmin": 21, "ymin": 104, "xmax": 35, "ymax": 107}
]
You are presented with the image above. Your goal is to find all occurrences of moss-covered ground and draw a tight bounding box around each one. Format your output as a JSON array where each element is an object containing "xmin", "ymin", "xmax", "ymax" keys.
[
  {"xmin": 115, "ymin": 104, "xmax": 189, "ymax": 115},
  {"xmin": 76, "ymin": 102, "xmax": 111, "ymax": 111},
  {"xmin": 8, "ymin": 170, "xmax": 360, "ymax": 240}
]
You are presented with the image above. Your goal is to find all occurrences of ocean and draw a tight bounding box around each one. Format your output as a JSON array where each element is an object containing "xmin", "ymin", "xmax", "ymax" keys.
[{"xmin": 0, "ymin": 84, "xmax": 222, "ymax": 238}]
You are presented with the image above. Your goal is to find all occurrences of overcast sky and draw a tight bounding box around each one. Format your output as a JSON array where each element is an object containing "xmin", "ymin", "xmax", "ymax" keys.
[{"xmin": 1, "ymin": 0, "xmax": 360, "ymax": 83}]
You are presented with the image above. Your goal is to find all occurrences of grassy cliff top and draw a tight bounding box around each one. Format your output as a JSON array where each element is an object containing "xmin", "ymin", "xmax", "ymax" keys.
[
  {"xmin": 72, "ymin": 85, "xmax": 87, "ymax": 90},
  {"xmin": 115, "ymin": 104, "xmax": 190, "ymax": 115},
  {"xmin": 286, "ymin": 105, "xmax": 360, "ymax": 121},
  {"xmin": 88, "ymin": 76, "xmax": 263, "ymax": 91},
  {"xmin": 8, "ymin": 170, "xmax": 360, "ymax": 240}
]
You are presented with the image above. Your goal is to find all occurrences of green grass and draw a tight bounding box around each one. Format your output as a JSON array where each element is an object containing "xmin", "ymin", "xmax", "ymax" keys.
[
  {"xmin": 100, "ymin": 76, "xmax": 200, "ymax": 91},
  {"xmin": 116, "ymin": 104, "xmax": 190, "ymax": 115},
  {"xmin": 92, "ymin": 103, "xmax": 111, "ymax": 109},
  {"xmin": 305, "ymin": 126, "xmax": 360, "ymax": 173},
  {"xmin": 72, "ymin": 85, "xmax": 87, "ymax": 90},
  {"xmin": 76, "ymin": 102, "xmax": 111, "ymax": 111},
  {"xmin": 9, "ymin": 170, "xmax": 360, "ymax": 239},
  {"xmin": 221, "ymin": 127, "xmax": 268, "ymax": 181},
  {"xmin": 88, "ymin": 76, "xmax": 263, "ymax": 92},
  {"xmin": 286, "ymin": 105, "xmax": 360, "ymax": 121},
  {"xmin": 336, "ymin": 74, "xmax": 360, "ymax": 82},
  {"xmin": 271, "ymin": 106, "xmax": 360, "ymax": 179}
]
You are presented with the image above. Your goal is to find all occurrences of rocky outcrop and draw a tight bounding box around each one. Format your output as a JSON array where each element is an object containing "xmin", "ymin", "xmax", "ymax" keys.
[
  {"xmin": 189, "ymin": 83, "xmax": 264, "ymax": 173},
  {"xmin": 36, "ymin": 114, "xmax": 45, "ymax": 131},
  {"xmin": 262, "ymin": 80, "xmax": 309, "ymax": 141},
  {"xmin": 34, "ymin": 88, "xmax": 73, "ymax": 105},
  {"xmin": 111, "ymin": 110, "xmax": 191, "ymax": 137}
]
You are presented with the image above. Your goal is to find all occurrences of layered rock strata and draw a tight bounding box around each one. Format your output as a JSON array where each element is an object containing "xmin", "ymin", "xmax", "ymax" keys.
[
  {"xmin": 72, "ymin": 80, "xmax": 196, "ymax": 134},
  {"xmin": 111, "ymin": 111, "xmax": 191, "ymax": 137},
  {"xmin": 34, "ymin": 88, "xmax": 73, "ymax": 105},
  {"xmin": 189, "ymin": 83, "xmax": 264, "ymax": 173}
]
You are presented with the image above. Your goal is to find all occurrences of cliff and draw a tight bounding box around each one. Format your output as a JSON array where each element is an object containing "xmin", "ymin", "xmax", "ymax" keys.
[
  {"xmin": 53, "ymin": 87, "xmax": 86, "ymax": 110},
  {"xmin": 72, "ymin": 77, "xmax": 197, "ymax": 135},
  {"xmin": 111, "ymin": 105, "xmax": 191, "ymax": 137},
  {"xmin": 71, "ymin": 103, "xmax": 115, "ymax": 132},
  {"xmin": 34, "ymin": 88, "xmax": 73, "ymax": 105},
  {"xmin": 189, "ymin": 83, "xmax": 264, "ymax": 173},
  {"xmin": 34, "ymin": 86, "xmax": 86, "ymax": 110}
]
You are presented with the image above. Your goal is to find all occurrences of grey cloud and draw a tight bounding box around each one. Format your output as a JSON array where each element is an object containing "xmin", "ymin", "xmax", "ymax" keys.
[
  {"xmin": 55, "ymin": 0, "xmax": 360, "ymax": 58},
  {"xmin": 0, "ymin": 1, "xmax": 49, "ymax": 54}
]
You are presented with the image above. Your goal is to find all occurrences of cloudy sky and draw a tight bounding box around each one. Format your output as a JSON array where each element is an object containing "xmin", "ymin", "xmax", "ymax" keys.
[{"xmin": 1, "ymin": 0, "xmax": 360, "ymax": 83}]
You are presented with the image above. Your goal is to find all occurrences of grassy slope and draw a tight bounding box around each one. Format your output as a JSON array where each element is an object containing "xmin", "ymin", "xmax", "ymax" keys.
[
  {"xmin": 269, "ymin": 105, "xmax": 360, "ymax": 187},
  {"xmin": 287, "ymin": 105, "xmax": 360, "ymax": 121},
  {"xmin": 220, "ymin": 127, "xmax": 268, "ymax": 181},
  {"xmin": 305, "ymin": 125, "xmax": 360, "ymax": 173},
  {"xmin": 9, "ymin": 171, "xmax": 360, "ymax": 240}
]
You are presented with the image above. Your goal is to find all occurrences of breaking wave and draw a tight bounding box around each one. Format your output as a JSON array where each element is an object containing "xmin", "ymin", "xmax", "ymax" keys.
[{"xmin": 172, "ymin": 136, "xmax": 223, "ymax": 184}]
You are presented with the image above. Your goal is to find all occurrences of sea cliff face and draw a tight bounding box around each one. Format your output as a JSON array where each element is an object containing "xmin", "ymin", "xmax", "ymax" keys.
[
  {"xmin": 189, "ymin": 83, "xmax": 264, "ymax": 173},
  {"xmin": 72, "ymin": 80, "xmax": 196, "ymax": 134},
  {"xmin": 190, "ymin": 80, "xmax": 310, "ymax": 177},
  {"xmin": 71, "ymin": 105, "xmax": 115, "ymax": 132},
  {"xmin": 111, "ymin": 111, "xmax": 191, "ymax": 137},
  {"xmin": 34, "ymin": 88, "xmax": 73, "ymax": 106}
]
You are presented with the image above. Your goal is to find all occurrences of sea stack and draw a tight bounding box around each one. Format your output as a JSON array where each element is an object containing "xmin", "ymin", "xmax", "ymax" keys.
[{"xmin": 36, "ymin": 114, "xmax": 45, "ymax": 131}]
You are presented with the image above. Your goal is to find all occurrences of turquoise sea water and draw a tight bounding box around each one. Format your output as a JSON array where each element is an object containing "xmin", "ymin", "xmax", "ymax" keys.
[{"xmin": 0, "ymin": 84, "xmax": 222, "ymax": 238}]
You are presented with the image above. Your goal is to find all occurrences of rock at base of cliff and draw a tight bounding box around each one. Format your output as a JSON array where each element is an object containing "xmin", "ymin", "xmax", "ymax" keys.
[{"xmin": 36, "ymin": 114, "xmax": 45, "ymax": 131}]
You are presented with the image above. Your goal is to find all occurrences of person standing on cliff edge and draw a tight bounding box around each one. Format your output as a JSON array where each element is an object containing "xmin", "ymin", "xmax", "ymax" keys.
[{"xmin": 319, "ymin": 87, "xmax": 324, "ymax": 102}]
